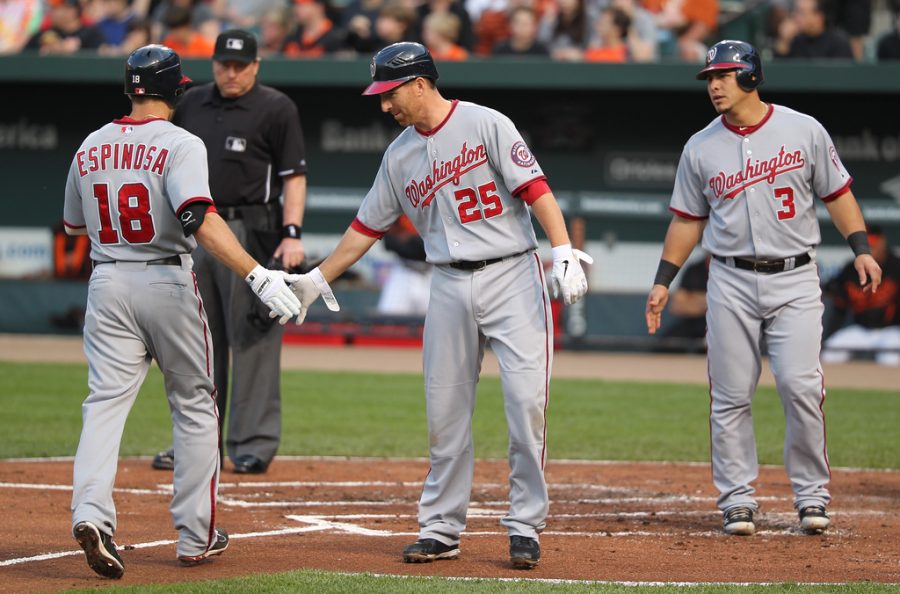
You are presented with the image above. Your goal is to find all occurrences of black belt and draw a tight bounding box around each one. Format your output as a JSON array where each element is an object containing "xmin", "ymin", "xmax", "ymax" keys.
[
  {"xmin": 713, "ymin": 253, "xmax": 811, "ymax": 274},
  {"xmin": 449, "ymin": 251, "xmax": 527, "ymax": 271},
  {"xmin": 92, "ymin": 255, "xmax": 183, "ymax": 267}
]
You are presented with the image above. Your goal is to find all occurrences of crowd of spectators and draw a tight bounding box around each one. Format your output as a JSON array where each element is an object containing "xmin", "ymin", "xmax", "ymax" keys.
[{"xmin": 1, "ymin": 0, "xmax": 899, "ymax": 62}]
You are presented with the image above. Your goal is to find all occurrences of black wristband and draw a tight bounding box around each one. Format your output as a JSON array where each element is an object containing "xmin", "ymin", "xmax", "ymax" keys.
[
  {"xmin": 282, "ymin": 224, "xmax": 302, "ymax": 239},
  {"xmin": 653, "ymin": 259, "xmax": 681, "ymax": 288},
  {"xmin": 847, "ymin": 231, "xmax": 871, "ymax": 256}
]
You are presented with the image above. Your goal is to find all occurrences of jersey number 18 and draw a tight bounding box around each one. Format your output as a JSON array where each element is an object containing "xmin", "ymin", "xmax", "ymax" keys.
[{"xmin": 92, "ymin": 182, "xmax": 156, "ymax": 244}]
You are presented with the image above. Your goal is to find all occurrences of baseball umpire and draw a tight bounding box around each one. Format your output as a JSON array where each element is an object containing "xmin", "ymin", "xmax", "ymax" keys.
[
  {"xmin": 285, "ymin": 42, "xmax": 591, "ymax": 568},
  {"xmin": 151, "ymin": 29, "xmax": 309, "ymax": 475},
  {"xmin": 63, "ymin": 44, "xmax": 300, "ymax": 578},
  {"xmin": 645, "ymin": 40, "xmax": 882, "ymax": 536}
]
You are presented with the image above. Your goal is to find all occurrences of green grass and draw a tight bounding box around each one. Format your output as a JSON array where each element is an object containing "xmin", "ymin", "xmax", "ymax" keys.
[
  {"xmin": 60, "ymin": 569, "xmax": 900, "ymax": 593},
  {"xmin": 1, "ymin": 361, "xmax": 898, "ymax": 468}
]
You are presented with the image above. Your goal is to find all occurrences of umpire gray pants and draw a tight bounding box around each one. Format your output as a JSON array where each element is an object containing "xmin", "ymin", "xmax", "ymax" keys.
[{"xmin": 193, "ymin": 219, "xmax": 284, "ymax": 465}]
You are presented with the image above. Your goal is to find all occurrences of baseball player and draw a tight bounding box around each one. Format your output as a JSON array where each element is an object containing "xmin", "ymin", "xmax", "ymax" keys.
[
  {"xmin": 63, "ymin": 45, "xmax": 300, "ymax": 579},
  {"xmin": 645, "ymin": 40, "xmax": 882, "ymax": 536},
  {"xmin": 285, "ymin": 42, "xmax": 590, "ymax": 568}
]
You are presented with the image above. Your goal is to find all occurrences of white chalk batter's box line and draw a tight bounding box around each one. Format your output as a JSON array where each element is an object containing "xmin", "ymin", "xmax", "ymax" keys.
[
  {"xmin": 0, "ymin": 512, "xmax": 862, "ymax": 570},
  {"xmin": 1, "ymin": 480, "xmax": 894, "ymax": 513}
]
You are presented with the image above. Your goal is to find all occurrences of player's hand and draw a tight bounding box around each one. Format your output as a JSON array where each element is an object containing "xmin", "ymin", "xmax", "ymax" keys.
[
  {"xmin": 646, "ymin": 285, "xmax": 670, "ymax": 335},
  {"xmin": 854, "ymin": 254, "xmax": 882, "ymax": 293},
  {"xmin": 283, "ymin": 267, "xmax": 341, "ymax": 325},
  {"xmin": 244, "ymin": 265, "xmax": 302, "ymax": 325},
  {"xmin": 273, "ymin": 237, "xmax": 305, "ymax": 271},
  {"xmin": 550, "ymin": 244, "xmax": 593, "ymax": 305}
]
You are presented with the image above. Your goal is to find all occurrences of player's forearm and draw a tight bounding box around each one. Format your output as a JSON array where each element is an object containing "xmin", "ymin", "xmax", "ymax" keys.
[
  {"xmin": 318, "ymin": 227, "xmax": 378, "ymax": 283},
  {"xmin": 530, "ymin": 193, "xmax": 571, "ymax": 247},
  {"xmin": 195, "ymin": 212, "xmax": 258, "ymax": 278},
  {"xmin": 282, "ymin": 174, "xmax": 307, "ymax": 227},
  {"xmin": 824, "ymin": 191, "xmax": 867, "ymax": 239},
  {"xmin": 660, "ymin": 215, "xmax": 705, "ymax": 267}
]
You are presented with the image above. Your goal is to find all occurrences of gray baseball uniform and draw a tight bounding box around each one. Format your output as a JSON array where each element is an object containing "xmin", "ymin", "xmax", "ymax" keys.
[
  {"xmin": 670, "ymin": 103, "xmax": 851, "ymax": 513},
  {"xmin": 353, "ymin": 100, "xmax": 553, "ymax": 543},
  {"xmin": 64, "ymin": 116, "xmax": 221, "ymax": 558}
]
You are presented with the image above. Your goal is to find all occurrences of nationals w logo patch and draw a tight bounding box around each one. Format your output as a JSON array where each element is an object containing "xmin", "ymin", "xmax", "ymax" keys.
[{"xmin": 510, "ymin": 141, "xmax": 535, "ymax": 168}]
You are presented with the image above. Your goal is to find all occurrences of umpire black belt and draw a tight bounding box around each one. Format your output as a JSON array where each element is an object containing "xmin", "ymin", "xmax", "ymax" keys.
[
  {"xmin": 92, "ymin": 255, "xmax": 182, "ymax": 267},
  {"xmin": 713, "ymin": 253, "xmax": 811, "ymax": 274},
  {"xmin": 449, "ymin": 251, "xmax": 528, "ymax": 271},
  {"xmin": 217, "ymin": 203, "xmax": 271, "ymax": 221}
]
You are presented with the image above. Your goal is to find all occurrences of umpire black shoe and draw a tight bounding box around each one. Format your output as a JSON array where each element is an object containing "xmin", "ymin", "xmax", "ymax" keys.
[
  {"xmin": 73, "ymin": 521, "xmax": 124, "ymax": 579},
  {"xmin": 509, "ymin": 535, "xmax": 540, "ymax": 569},
  {"xmin": 799, "ymin": 505, "xmax": 830, "ymax": 534},
  {"xmin": 402, "ymin": 538, "xmax": 460, "ymax": 563},
  {"xmin": 232, "ymin": 454, "xmax": 269, "ymax": 474},
  {"xmin": 723, "ymin": 506, "xmax": 756, "ymax": 536},
  {"xmin": 151, "ymin": 448, "xmax": 175, "ymax": 471},
  {"xmin": 178, "ymin": 529, "xmax": 229, "ymax": 566}
]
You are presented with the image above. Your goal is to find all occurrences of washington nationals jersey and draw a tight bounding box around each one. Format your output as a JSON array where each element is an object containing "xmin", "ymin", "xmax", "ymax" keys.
[
  {"xmin": 670, "ymin": 104, "xmax": 852, "ymax": 260},
  {"xmin": 63, "ymin": 117, "xmax": 213, "ymax": 262},
  {"xmin": 355, "ymin": 100, "xmax": 544, "ymax": 263}
]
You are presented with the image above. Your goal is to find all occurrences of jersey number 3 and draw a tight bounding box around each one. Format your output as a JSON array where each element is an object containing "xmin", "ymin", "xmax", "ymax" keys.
[
  {"xmin": 93, "ymin": 182, "xmax": 156, "ymax": 244},
  {"xmin": 455, "ymin": 181, "xmax": 503, "ymax": 224},
  {"xmin": 773, "ymin": 187, "xmax": 796, "ymax": 221}
]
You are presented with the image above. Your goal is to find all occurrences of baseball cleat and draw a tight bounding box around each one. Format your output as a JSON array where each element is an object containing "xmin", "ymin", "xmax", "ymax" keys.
[
  {"xmin": 723, "ymin": 506, "xmax": 756, "ymax": 536},
  {"xmin": 178, "ymin": 529, "xmax": 229, "ymax": 566},
  {"xmin": 799, "ymin": 506, "xmax": 830, "ymax": 534},
  {"xmin": 402, "ymin": 538, "xmax": 460, "ymax": 563},
  {"xmin": 509, "ymin": 535, "xmax": 540, "ymax": 569},
  {"xmin": 73, "ymin": 521, "xmax": 125, "ymax": 579},
  {"xmin": 151, "ymin": 448, "xmax": 175, "ymax": 471}
]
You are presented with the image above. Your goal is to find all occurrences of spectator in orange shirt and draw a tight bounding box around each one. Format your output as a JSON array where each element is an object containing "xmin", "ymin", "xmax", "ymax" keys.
[
  {"xmin": 423, "ymin": 10, "xmax": 469, "ymax": 59},
  {"xmin": 654, "ymin": 0, "xmax": 718, "ymax": 60},
  {"xmin": 161, "ymin": 5, "xmax": 215, "ymax": 57},
  {"xmin": 283, "ymin": 0, "xmax": 345, "ymax": 58},
  {"xmin": 583, "ymin": 6, "xmax": 630, "ymax": 61}
]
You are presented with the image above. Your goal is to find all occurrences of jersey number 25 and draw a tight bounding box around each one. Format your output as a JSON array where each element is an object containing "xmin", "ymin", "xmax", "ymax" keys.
[
  {"xmin": 455, "ymin": 181, "xmax": 503, "ymax": 224},
  {"xmin": 93, "ymin": 182, "xmax": 156, "ymax": 244}
]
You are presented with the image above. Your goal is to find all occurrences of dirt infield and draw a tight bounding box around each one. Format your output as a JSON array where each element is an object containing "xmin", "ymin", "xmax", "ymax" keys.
[
  {"xmin": 1, "ymin": 334, "xmax": 898, "ymax": 591},
  {"xmin": 1, "ymin": 458, "xmax": 899, "ymax": 592}
]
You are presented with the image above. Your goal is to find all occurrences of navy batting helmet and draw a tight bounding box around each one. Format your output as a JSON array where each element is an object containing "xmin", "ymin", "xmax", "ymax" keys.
[
  {"xmin": 695, "ymin": 40, "xmax": 764, "ymax": 92},
  {"xmin": 362, "ymin": 42, "xmax": 439, "ymax": 96},
  {"xmin": 124, "ymin": 44, "xmax": 191, "ymax": 105}
]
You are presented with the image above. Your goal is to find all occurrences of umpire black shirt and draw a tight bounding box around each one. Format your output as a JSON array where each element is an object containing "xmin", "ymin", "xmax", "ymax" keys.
[{"xmin": 173, "ymin": 82, "xmax": 307, "ymax": 207}]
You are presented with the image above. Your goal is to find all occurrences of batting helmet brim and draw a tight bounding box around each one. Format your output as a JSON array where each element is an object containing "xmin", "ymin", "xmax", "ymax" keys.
[
  {"xmin": 362, "ymin": 76, "xmax": 415, "ymax": 96},
  {"xmin": 695, "ymin": 62, "xmax": 746, "ymax": 80}
]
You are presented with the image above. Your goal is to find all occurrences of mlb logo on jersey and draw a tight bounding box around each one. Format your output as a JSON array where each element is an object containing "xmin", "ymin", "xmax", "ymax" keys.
[{"xmin": 225, "ymin": 136, "xmax": 247, "ymax": 152}]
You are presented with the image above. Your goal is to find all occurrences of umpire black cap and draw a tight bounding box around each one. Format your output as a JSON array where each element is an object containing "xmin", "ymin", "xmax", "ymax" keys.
[
  {"xmin": 362, "ymin": 42, "xmax": 439, "ymax": 96},
  {"xmin": 124, "ymin": 44, "xmax": 191, "ymax": 105}
]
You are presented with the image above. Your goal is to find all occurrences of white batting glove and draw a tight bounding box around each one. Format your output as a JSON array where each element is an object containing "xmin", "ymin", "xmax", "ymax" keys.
[
  {"xmin": 245, "ymin": 264, "xmax": 302, "ymax": 325},
  {"xmin": 282, "ymin": 266, "xmax": 341, "ymax": 325},
  {"xmin": 549, "ymin": 244, "xmax": 593, "ymax": 305}
]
